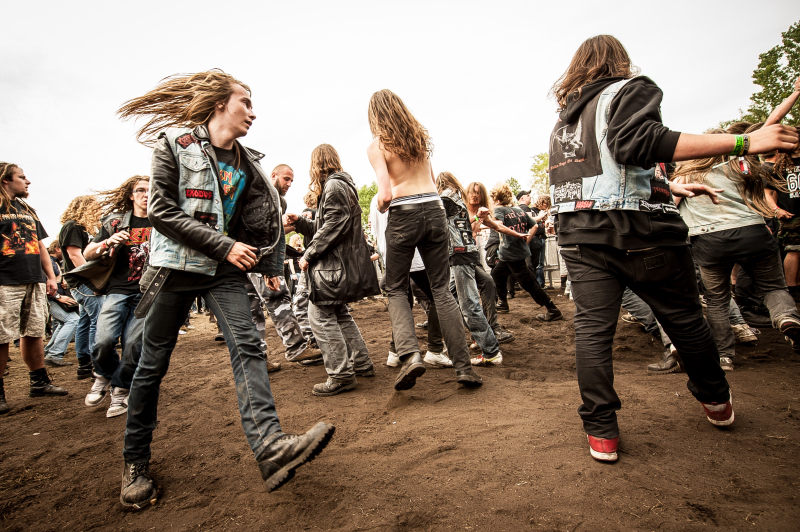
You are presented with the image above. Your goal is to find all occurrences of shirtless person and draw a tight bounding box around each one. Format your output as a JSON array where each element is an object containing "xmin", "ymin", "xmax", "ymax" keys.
[{"xmin": 367, "ymin": 89, "xmax": 482, "ymax": 390}]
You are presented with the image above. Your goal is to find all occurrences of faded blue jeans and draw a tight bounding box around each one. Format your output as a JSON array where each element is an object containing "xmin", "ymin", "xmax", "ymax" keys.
[
  {"xmin": 450, "ymin": 264, "xmax": 500, "ymax": 357},
  {"xmin": 91, "ymin": 293, "xmax": 144, "ymax": 389},
  {"xmin": 45, "ymin": 301, "xmax": 79, "ymax": 359},
  {"xmin": 123, "ymin": 277, "xmax": 282, "ymax": 464},
  {"xmin": 71, "ymin": 284, "xmax": 105, "ymax": 366}
]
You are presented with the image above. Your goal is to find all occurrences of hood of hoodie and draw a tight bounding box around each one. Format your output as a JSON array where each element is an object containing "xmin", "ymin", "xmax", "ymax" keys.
[
  {"xmin": 327, "ymin": 171, "xmax": 357, "ymax": 194},
  {"xmin": 559, "ymin": 76, "xmax": 628, "ymax": 124}
]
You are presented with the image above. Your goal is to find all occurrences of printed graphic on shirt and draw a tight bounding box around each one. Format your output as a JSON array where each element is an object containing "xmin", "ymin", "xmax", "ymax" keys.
[
  {"xmin": 0, "ymin": 216, "xmax": 40, "ymax": 257},
  {"xmin": 552, "ymin": 118, "xmax": 584, "ymax": 158},
  {"xmin": 787, "ymin": 163, "xmax": 800, "ymax": 199},
  {"xmin": 548, "ymin": 98, "xmax": 603, "ymax": 186},
  {"xmin": 218, "ymin": 161, "xmax": 246, "ymax": 233},
  {"xmin": 553, "ymin": 180, "xmax": 583, "ymax": 203},
  {"xmin": 125, "ymin": 227, "xmax": 151, "ymax": 282}
]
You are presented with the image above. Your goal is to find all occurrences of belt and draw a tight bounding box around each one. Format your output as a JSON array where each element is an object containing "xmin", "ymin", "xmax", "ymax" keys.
[
  {"xmin": 389, "ymin": 201, "xmax": 444, "ymax": 212},
  {"xmin": 134, "ymin": 267, "xmax": 171, "ymax": 319}
]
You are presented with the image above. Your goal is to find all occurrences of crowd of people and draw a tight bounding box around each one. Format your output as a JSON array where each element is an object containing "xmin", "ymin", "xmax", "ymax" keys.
[{"xmin": 1, "ymin": 34, "xmax": 799, "ymax": 510}]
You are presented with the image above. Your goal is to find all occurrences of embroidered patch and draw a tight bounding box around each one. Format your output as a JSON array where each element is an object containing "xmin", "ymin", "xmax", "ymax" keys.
[
  {"xmin": 649, "ymin": 180, "xmax": 672, "ymax": 203},
  {"xmin": 553, "ymin": 180, "xmax": 582, "ymax": 203},
  {"xmin": 193, "ymin": 212, "xmax": 218, "ymax": 226},
  {"xmin": 662, "ymin": 204, "xmax": 680, "ymax": 215},
  {"xmin": 176, "ymin": 134, "xmax": 198, "ymax": 148},
  {"xmin": 574, "ymin": 200, "xmax": 595, "ymax": 210},
  {"xmin": 186, "ymin": 189, "xmax": 213, "ymax": 200}
]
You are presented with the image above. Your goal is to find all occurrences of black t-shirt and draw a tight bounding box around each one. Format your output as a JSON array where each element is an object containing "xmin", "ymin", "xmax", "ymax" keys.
[
  {"xmin": 93, "ymin": 215, "xmax": 152, "ymax": 295},
  {"xmin": 691, "ymin": 225, "xmax": 777, "ymax": 267},
  {"xmin": 58, "ymin": 220, "xmax": 90, "ymax": 273},
  {"xmin": 0, "ymin": 199, "xmax": 48, "ymax": 285},
  {"xmin": 494, "ymin": 206, "xmax": 534, "ymax": 262},
  {"xmin": 765, "ymin": 158, "xmax": 800, "ymax": 215}
]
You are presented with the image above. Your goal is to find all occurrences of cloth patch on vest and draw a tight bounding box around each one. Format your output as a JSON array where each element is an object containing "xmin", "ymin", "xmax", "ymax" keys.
[
  {"xmin": 644, "ymin": 254, "xmax": 666, "ymax": 270},
  {"xmin": 186, "ymin": 189, "xmax": 213, "ymax": 200},
  {"xmin": 176, "ymin": 134, "xmax": 199, "ymax": 148},
  {"xmin": 194, "ymin": 212, "xmax": 218, "ymax": 226},
  {"xmin": 574, "ymin": 200, "xmax": 595, "ymax": 210},
  {"xmin": 648, "ymin": 180, "xmax": 672, "ymax": 203},
  {"xmin": 453, "ymin": 246, "xmax": 465, "ymax": 253},
  {"xmin": 553, "ymin": 180, "xmax": 582, "ymax": 203},
  {"xmin": 638, "ymin": 200, "xmax": 664, "ymax": 212}
]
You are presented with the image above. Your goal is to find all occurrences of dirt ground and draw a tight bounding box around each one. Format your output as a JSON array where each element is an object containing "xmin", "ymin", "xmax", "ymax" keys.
[{"xmin": 1, "ymin": 290, "xmax": 799, "ymax": 531}]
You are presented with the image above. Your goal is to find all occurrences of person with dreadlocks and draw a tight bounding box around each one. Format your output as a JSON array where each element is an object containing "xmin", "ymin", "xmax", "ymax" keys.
[
  {"xmin": 0, "ymin": 163, "xmax": 67, "ymax": 415},
  {"xmin": 79, "ymin": 176, "xmax": 151, "ymax": 418},
  {"xmin": 547, "ymin": 35, "xmax": 798, "ymax": 462},
  {"xmin": 114, "ymin": 69, "xmax": 334, "ymax": 510},
  {"xmin": 59, "ymin": 195, "xmax": 104, "ymax": 380}
]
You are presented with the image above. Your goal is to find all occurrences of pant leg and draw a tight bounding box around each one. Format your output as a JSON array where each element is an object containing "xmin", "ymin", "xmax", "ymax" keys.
[
  {"xmin": 309, "ymin": 302, "xmax": 357, "ymax": 380},
  {"xmin": 113, "ymin": 294, "xmax": 145, "ymax": 389},
  {"xmin": 698, "ymin": 264, "xmax": 736, "ymax": 359},
  {"xmin": 91, "ymin": 293, "xmax": 130, "ymax": 380},
  {"xmin": 508, "ymin": 260, "xmax": 557, "ymax": 310},
  {"xmin": 260, "ymin": 276, "xmax": 308, "ymax": 361},
  {"xmin": 71, "ymin": 284, "xmax": 105, "ymax": 366},
  {"xmin": 409, "ymin": 271, "xmax": 444, "ymax": 353},
  {"xmin": 537, "ymin": 245, "xmax": 547, "ymax": 286},
  {"xmin": 728, "ymin": 298, "xmax": 746, "ymax": 326},
  {"xmin": 335, "ymin": 305, "xmax": 373, "ymax": 373},
  {"xmin": 739, "ymin": 251, "xmax": 800, "ymax": 326},
  {"xmin": 292, "ymin": 271, "xmax": 314, "ymax": 341},
  {"xmin": 453, "ymin": 264, "xmax": 499, "ymax": 356},
  {"xmin": 244, "ymin": 275, "xmax": 268, "ymax": 354},
  {"xmin": 492, "ymin": 261, "xmax": 512, "ymax": 300},
  {"xmin": 45, "ymin": 302, "xmax": 78, "ymax": 358},
  {"xmin": 474, "ymin": 267, "xmax": 501, "ymax": 332}
]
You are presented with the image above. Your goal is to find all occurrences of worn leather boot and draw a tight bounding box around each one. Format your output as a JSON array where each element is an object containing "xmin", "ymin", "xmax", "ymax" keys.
[
  {"xmin": 456, "ymin": 367, "xmax": 483, "ymax": 387},
  {"xmin": 29, "ymin": 368, "xmax": 68, "ymax": 397},
  {"xmin": 536, "ymin": 307, "xmax": 563, "ymax": 322},
  {"xmin": 0, "ymin": 378, "xmax": 9, "ymax": 415},
  {"xmin": 495, "ymin": 298, "xmax": 510, "ymax": 314},
  {"xmin": 120, "ymin": 461, "xmax": 157, "ymax": 511},
  {"xmin": 76, "ymin": 363, "xmax": 94, "ymax": 380},
  {"xmin": 312, "ymin": 377, "xmax": 357, "ymax": 397},
  {"xmin": 394, "ymin": 353, "xmax": 426, "ymax": 391},
  {"xmin": 646, "ymin": 348, "xmax": 681, "ymax": 375},
  {"xmin": 257, "ymin": 422, "xmax": 335, "ymax": 492}
]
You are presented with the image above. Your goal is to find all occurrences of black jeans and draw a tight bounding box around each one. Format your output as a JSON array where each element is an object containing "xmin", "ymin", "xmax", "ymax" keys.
[
  {"xmin": 381, "ymin": 272, "xmax": 444, "ymax": 354},
  {"xmin": 492, "ymin": 259, "xmax": 556, "ymax": 310},
  {"xmin": 561, "ymin": 244, "xmax": 730, "ymax": 438},
  {"xmin": 385, "ymin": 202, "xmax": 470, "ymax": 371}
]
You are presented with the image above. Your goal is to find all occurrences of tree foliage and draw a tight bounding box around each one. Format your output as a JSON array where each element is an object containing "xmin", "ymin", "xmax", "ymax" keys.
[
  {"xmin": 529, "ymin": 152, "xmax": 549, "ymax": 195},
  {"xmin": 725, "ymin": 20, "xmax": 800, "ymax": 127},
  {"xmin": 506, "ymin": 177, "xmax": 522, "ymax": 196},
  {"xmin": 358, "ymin": 181, "xmax": 379, "ymax": 227}
]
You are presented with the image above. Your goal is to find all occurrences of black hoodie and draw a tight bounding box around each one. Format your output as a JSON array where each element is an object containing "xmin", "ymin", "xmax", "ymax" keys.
[{"xmin": 553, "ymin": 76, "xmax": 688, "ymax": 249}]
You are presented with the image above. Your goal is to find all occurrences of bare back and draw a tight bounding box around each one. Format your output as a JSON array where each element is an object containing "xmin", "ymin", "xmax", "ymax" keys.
[{"xmin": 368, "ymin": 138, "xmax": 436, "ymax": 211}]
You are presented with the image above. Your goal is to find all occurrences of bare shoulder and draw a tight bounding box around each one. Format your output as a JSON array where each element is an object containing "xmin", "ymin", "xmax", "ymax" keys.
[{"xmin": 367, "ymin": 138, "xmax": 383, "ymax": 155}]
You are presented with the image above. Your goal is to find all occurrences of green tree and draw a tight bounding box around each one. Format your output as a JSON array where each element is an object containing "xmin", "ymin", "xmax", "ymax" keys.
[
  {"xmin": 358, "ymin": 181, "xmax": 379, "ymax": 227},
  {"xmin": 725, "ymin": 20, "xmax": 800, "ymax": 126},
  {"xmin": 506, "ymin": 177, "xmax": 522, "ymax": 196},
  {"xmin": 529, "ymin": 152, "xmax": 549, "ymax": 195}
]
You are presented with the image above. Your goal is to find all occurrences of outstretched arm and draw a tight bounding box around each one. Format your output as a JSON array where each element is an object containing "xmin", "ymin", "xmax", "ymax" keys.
[
  {"xmin": 765, "ymin": 75, "xmax": 800, "ymax": 126},
  {"xmin": 476, "ymin": 207, "xmax": 526, "ymax": 239},
  {"xmin": 673, "ymin": 124, "xmax": 798, "ymax": 161}
]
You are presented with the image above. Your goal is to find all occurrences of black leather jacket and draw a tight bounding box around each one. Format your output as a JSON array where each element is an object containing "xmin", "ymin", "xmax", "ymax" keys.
[{"xmin": 295, "ymin": 172, "xmax": 379, "ymax": 305}]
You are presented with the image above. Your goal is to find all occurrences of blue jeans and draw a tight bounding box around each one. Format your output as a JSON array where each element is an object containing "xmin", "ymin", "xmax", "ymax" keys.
[
  {"xmin": 45, "ymin": 301, "xmax": 79, "ymax": 358},
  {"xmin": 123, "ymin": 277, "xmax": 281, "ymax": 464},
  {"xmin": 450, "ymin": 264, "xmax": 499, "ymax": 357},
  {"xmin": 71, "ymin": 284, "xmax": 105, "ymax": 366},
  {"xmin": 91, "ymin": 293, "xmax": 144, "ymax": 389}
]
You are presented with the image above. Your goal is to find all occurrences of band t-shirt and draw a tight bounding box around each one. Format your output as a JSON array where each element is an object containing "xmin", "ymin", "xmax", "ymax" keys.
[
  {"xmin": 92, "ymin": 215, "xmax": 152, "ymax": 295},
  {"xmin": 215, "ymin": 146, "xmax": 248, "ymax": 235},
  {"xmin": 0, "ymin": 199, "xmax": 47, "ymax": 285},
  {"xmin": 493, "ymin": 206, "xmax": 535, "ymax": 262},
  {"xmin": 58, "ymin": 220, "xmax": 90, "ymax": 274},
  {"xmin": 766, "ymin": 158, "xmax": 800, "ymax": 215}
]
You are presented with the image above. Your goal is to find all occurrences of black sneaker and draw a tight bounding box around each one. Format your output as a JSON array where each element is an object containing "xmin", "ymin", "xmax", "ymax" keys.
[
  {"xmin": 536, "ymin": 309, "xmax": 563, "ymax": 322},
  {"xmin": 29, "ymin": 369, "xmax": 68, "ymax": 397},
  {"xmin": 494, "ymin": 329, "xmax": 515, "ymax": 344},
  {"xmin": 456, "ymin": 368, "xmax": 483, "ymax": 387},
  {"xmin": 120, "ymin": 461, "xmax": 157, "ymax": 511},
  {"xmin": 257, "ymin": 422, "xmax": 335, "ymax": 492},
  {"xmin": 76, "ymin": 363, "xmax": 93, "ymax": 380}
]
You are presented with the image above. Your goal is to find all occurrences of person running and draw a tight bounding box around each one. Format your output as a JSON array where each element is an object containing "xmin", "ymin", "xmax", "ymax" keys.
[
  {"xmin": 0, "ymin": 162, "xmax": 67, "ymax": 415},
  {"xmin": 288, "ymin": 144, "xmax": 379, "ymax": 396},
  {"xmin": 547, "ymin": 35, "xmax": 798, "ymax": 462},
  {"xmin": 81, "ymin": 175, "xmax": 152, "ymax": 417},
  {"xmin": 367, "ymin": 89, "xmax": 482, "ymax": 390},
  {"xmin": 115, "ymin": 69, "xmax": 334, "ymax": 510}
]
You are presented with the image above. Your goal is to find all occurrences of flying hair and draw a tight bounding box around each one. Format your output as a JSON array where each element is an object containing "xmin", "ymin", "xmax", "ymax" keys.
[
  {"xmin": 490, "ymin": 183, "xmax": 514, "ymax": 207},
  {"xmin": 95, "ymin": 175, "xmax": 150, "ymax": 216},
  {"xmin": 309, "ymin": 144, "xmax": 343, "ymax": 198},
  {"xmin": 550, "ymin": 35, "xmax": 639, "ymax": 111},
  {"xmin": 60, "ymin": 195, "xmax": 102, "ymax": 235},
  {"xmin": 117, "ymin": 69, "xmax": 251, "ymax": 146},
  {"xmin": 435, "ymin": 172, "xmax": 467, "ymax": 202},
  {"xmin": 466, "ymin": 181, "xmax": 491, "ymax": 211},
  {"xmin": 368, "ymin": 89, "xmax": 433, "ymax": 164}
]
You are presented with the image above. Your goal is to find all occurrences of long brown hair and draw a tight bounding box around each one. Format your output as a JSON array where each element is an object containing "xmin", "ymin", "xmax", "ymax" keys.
[
  {"xmin": 117, "ymin": 69, "xmax": 250, "ymax": 146},
  {"xmin": 466, "ymin": 181, "xmax": 491, "ymax": 211},
  {"xmin": 0, "ymin": 162, "xmax": 39, "ymax": 220},
  {"xmin": 368, "ymin": 89, "xmax": 433, "ymax": 164},
  {"xmin": 60, "ymin": 195, "xmax": 102, "ymax": 235},
  {"xmin": 435, "ymin": 172, "xmax": 467, "ymax": 202},
  {"xmin": 551, "ymin": 35, "xmax": 639, "ymax": 110},
  {"xmin": 490, "ymin": 183, "xmax": 514, "ymax": 207},
  {"xmin": 96, "ymin": 175, "xmax": 150, "ymax": 216},
  {"xmin": 309, "ymin": 144, "xmax": 343, "ymax": 198},
  {"xmin": 672, "ymin": 123, "xmax": 781, "ymax": 217}
]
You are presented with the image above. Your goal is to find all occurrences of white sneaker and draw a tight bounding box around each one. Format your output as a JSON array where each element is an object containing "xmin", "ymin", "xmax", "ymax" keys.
[
  {"xmin": 386, "ymin": 351, "xmax": 400, "ymax": 367},
  {"xmin": 423, "ymin": 351, "xmax": 453, "ymax": 368},
  {"xmin": 470, "ymin": 352, "xmax": 503, "ymax": 366},
  {"xmin": 85, "ymin": 374, "xmax": 111, "ymax": 406},
  {"xmin": 731, "ymin": 324, "xmax": 757, "ymax": 344},
  {"xmin": 106, "ymin": 387, "xmax": 129, "ymax": 418}
]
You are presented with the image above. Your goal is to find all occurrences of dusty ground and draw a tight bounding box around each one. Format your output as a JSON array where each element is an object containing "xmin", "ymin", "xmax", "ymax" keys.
[{"xmin": 1, "ymin": 290, "xmax": 799, "ymax": 531}]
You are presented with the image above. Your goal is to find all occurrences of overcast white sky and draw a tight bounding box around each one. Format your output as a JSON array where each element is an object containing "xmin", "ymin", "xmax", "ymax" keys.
[{"xmin": 2, "ymin": 1, "xmax": 798, "ymax": 243}]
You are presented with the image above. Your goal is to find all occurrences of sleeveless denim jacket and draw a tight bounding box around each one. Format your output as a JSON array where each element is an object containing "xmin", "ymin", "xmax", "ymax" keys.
[{"xmin": 440, "ymin": 188, "xmax": 478, "ymax": 257}]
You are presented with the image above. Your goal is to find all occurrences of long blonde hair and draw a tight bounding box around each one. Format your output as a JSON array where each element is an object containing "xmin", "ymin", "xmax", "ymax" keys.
[
  {"xmin": 435, "ymin": 172, "xmax": 467, "ymax": 202},
  {"xmin": 551, "ymin": 35, "xmax": 639, "ymax": 111},
  {"xmin": 117, "ymin": 69, "xmax": 250, "ymax": 146},
  {"xmin": 60, "ymin": 196, "xmax": 102, "ymax": 235},
  {"xmin": 95, "ymin": 175, "xmax": 150, "ymax": 216},
  {"xmin": 309, "ymin": 144, "xmax": 343, "ymax": 198},
  {"xmin": 368, "ymin": 89, "xmax": 433, "ymax": 164}
]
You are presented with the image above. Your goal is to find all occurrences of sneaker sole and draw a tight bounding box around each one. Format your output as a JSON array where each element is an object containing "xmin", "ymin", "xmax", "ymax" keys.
[
  {"xmin": 707, "ymin": 410, "xmax": 735, "ymax": 426},
  {"xmin": 107, "ymin": 406, "xmax": 128, "ymax": 418},
  {"xmin": 394, "ymin": 363, "xmax": 426, "ymax": 391},
  {"xmin": 496, "ymin": 336, "xmax": 515, "ymax": 345},
  {"xmin": 85, "ymin": 391, "xmax": 110, "ymax": 407},
  {"xmin": 647, "ymin": 365, "xmax": 681, "ymax": 375},
  {"xmin": 456, "ymin": 373, "xmax": 483, "ymax": 387},
  {"xmin": 264, "ymin": 423, "xmax": 335, "ymax": 493},
  {"xmin": 311, "ymin": 381, "xmax": 358, "ymax": 397},
  {"xmin": 589, "ymin": 448, "xmax": 618, "ymax": 462},
  {"xmin": 120, "ymin": 486, "xmax": 157, "ymax": 511}
]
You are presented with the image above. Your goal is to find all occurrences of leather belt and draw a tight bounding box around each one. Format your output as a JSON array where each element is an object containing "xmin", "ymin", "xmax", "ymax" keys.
[
  {"xmin": 389, "ymin": 201, "xmax": 444, "ymax": 212},
  {"xmin": 134, "ymin": 267, "xmax": 172, "ymax": 319}
]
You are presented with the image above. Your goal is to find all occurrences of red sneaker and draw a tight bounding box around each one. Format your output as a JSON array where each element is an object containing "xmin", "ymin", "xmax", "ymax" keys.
[
  {"xmin": 587, "ymin": 435, "xmax": 618, "ymax": 462},
  {"xmin": 701, "ymin": 393, "xmax": 734, "ymax": 426}
]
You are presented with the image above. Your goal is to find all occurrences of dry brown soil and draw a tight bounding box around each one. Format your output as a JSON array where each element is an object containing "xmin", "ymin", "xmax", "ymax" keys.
[{"xmin": 1, "ymin": 291, "xmax": 799, "ymax": 531}]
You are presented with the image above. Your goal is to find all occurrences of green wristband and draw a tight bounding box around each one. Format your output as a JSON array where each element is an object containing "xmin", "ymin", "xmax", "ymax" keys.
[{"xmin": 730, "ymin": 135, "xmax": 744, "ymax": 156}]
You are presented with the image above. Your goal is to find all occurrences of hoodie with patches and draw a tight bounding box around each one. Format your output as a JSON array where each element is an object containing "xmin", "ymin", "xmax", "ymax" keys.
[{"xmin": 553, "ymin": 76, "xmax": 687, "ymax": 249}]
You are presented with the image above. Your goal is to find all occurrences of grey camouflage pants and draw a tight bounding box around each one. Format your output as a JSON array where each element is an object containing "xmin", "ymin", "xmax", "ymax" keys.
[
  {"xmin": 308, "ymin": 301, "xmax": 373, "ymax": 380},
  {"xmin": 292, "ymin": 271, "xmax": 313, "ymax": 341},
  {"xmin": 245, "ymin": 274, "xmax": 309, "ymax": 361}
]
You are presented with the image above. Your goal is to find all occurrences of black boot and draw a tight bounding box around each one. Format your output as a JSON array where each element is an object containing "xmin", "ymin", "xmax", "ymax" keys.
[
  {"xmin": 76, "ymin": 363, "xmax": 93, "ymax": 380},
  {"xmin": 496, "ymin": 298, "xmax": 510, "ymax": 314},
  {"xmin": 536, "ymin": 303, "xmax": 563, "ymax": 322},
  {"xmin": 29, "ymin": 368, "xmax": 68, "ymax": 397},
  {"xmin": 257, "ymin": 422, "xmax": 335, "ymax": 492},
  {"xmin": 0, "ymin": 378, "xmax": 9, "ymax": 415},
  {"xmin": 647, "ymin": 348, "xmax": 681, "ymax": 375},
  {"xmin": 394, "ymin": 353, "xmax": 426, "ymax": 391},
  {"xmin": 120, "ymin": 461, "xmax": 157, "ymax": 511}
]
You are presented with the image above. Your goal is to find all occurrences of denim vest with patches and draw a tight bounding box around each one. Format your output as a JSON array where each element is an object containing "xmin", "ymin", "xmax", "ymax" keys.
[
  {"xmin": 548, "ymin": 79, "xmax": 678, "ymax": 216},
  {"xmin": 440, "ymin": 188, "xmax": 477, "ymax": 257}
]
